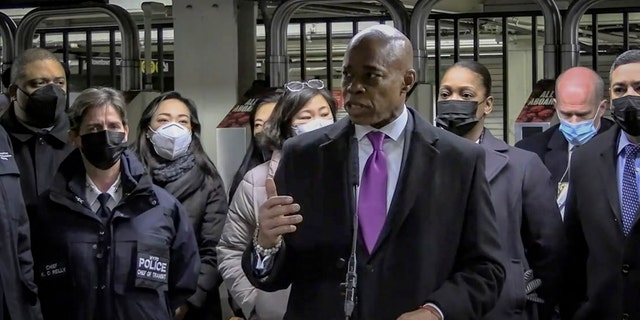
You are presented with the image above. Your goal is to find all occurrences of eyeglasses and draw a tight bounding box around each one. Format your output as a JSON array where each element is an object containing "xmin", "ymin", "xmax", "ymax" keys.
[{"xmin": 285, "ymin": 79, "xmax": 325, "ymax": 92}]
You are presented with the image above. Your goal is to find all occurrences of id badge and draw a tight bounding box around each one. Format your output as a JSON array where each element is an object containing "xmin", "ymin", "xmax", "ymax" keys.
[
  {"xmin": 135, "ymin": 242, "xmax": 169, "ymax": 291},
  {"xmin": 557, "ymin": 182, "xmax": 569, "ymax": 215},
  {"xmin": 557, "ymin": 182, "xmax": 568, "ymax": 198}
]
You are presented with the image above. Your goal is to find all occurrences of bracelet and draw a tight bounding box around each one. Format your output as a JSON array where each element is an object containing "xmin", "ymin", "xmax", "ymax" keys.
[
  {"xmin": 419, "ymin": 305, "xmax": 442, "ymax": 320},
  {"xmin": 252, "ymin": 226, "xmax": 283, "ymax": 257}
]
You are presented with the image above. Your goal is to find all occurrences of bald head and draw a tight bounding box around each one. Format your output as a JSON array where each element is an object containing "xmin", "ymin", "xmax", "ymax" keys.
[
  {"xmin": 556, "ymin": 67, "xmax": 604, "ymax": 102},
  {"xmin": 341, "ymin": 24, "xmax": 416, "ymax": 128},
  {"xmin": 347, "ymin": 25, "xmax": 414, "ymax": 71},
  {"xmin": 555, "ymin": 66, "xmax": 605, "ymax": 124}
]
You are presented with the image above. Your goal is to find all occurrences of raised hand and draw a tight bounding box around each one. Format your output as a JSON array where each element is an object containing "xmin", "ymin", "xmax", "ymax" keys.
[{"xmin": 256, "ymin": 178, "xmax": 303, "ymax": 248}]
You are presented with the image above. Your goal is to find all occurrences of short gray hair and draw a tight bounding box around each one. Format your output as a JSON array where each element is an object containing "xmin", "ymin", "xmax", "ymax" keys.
[
  {"xmin": 609, "ymin": 49, "xmax": 640, "ymax": 82},
  {"xmin": 11, "ymin": 48, "xmax": 62, "ymax": 85},
  {"xmin": 68, "ymin": 87, "xmax": 128, "ymax": 132}
]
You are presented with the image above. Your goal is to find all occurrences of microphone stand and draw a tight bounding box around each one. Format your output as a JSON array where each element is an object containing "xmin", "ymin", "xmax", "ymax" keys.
[{"xmin": 344, "ymin": 137, "xmax": 359, "ymax": 320}]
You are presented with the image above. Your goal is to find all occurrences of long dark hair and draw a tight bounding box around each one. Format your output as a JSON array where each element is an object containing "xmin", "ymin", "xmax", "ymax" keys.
[
  {"xmin": 228, "ymin": 90, "xmax": 283, "ymax": 200},
  {"xmin": 249, "ymin": 90, "xmax": 282, "ymax": 135},
  {"xmin": 260, "ymin": 86, "xmax": 337, "ymax": 151},
  {"xmin": 133, "ymin": 91, "xmax": 219, "ymax": 179}
]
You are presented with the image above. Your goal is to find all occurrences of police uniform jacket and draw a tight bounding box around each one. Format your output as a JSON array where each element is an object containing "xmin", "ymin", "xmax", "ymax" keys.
[
  {"xmin": 30, "ymin": 149, "xmax": 200, "ymax": 320},
  {"xmin": 0, "ymin": 125, "xmax": 42, "ymax": 320},
  {"xmin": 0, "ymin": 105, "xmax": 73, "ymax": 211}
]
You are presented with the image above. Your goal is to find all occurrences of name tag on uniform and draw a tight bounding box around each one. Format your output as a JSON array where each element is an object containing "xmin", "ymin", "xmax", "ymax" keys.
[
  {"xmin": 39, "ymin": 261, "xmax": 67, "ymax": 279},
  {"xmin": 135, "ymin": 242, "xmax": 169, "ymax": 290}
]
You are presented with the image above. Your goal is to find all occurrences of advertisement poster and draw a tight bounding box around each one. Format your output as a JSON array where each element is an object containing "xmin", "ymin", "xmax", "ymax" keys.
[
  {"xmin": 515, "ymin": 79, "xmax": 556, "ymax": 123},
  {"xmin": 217, "ymin": 86, "xmax": 282, "ymax": 128}
]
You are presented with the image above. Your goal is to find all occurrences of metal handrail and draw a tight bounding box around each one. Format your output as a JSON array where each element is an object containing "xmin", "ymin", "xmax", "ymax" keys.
[
  {"xmin": 15, "ymin": 3, "xmax": 140, "ymax": 91},
  {"xmin": 269, "ymin": 0, "xmax": 409, "ymax": 87},
  {"xmin": 410, "ymin": 0, "xmax": 562, "ymax": 82},
  {"xmin": 561, "ymin": 0, "xmax": 605, "ymax": 71},
  {"xmin": 0, "ymin": 11, "xmax": 17, "ymax": 88}
]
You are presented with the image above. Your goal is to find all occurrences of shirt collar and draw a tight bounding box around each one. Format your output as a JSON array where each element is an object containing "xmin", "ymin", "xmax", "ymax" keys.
[
  {"xmin": 617, "ymin": 130, "xmax": 638, "ymax": 156},
  {"xmin": 354, "ymin": 106, "xmax": 408, "ymax": 142},
  {"xmin": 85, "ymin": 173, "xmax": 121, "ymax": 206}
]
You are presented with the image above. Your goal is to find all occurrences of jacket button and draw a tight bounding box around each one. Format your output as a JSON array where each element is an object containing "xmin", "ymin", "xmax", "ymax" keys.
[
  {"xmin": 96, "ymin": 252, "xmax": 103, "ymax": 259},
  {"xmin": 151, "ymin": 199, "xmax": 157, "ymax": 205},
  {"xmin": 92, "ymin": 244, "xmax": 97, "ymax": 250},
  {"xmin": 622, "ymin": 313, "xmax": 630, "ymax": 320},
  {"xmin": 367, "ymin": 266, "xmax": 374, "ymax": 273},
  {"xmin": 99, "ymin": 230, "xmax": 105, "ymax": 236},
  {"xmin": 622, "ymin": 264, "xmax": 631, "ymax": 274},
  {"xmin": 336, "ymin": 258, "xmax": 346, "ymax": 269}
]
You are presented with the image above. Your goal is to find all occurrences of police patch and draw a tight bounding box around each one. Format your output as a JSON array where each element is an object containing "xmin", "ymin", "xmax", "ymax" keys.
[
  {"xmin": 136, "ymin": 253, "xmax": 168, "ymax": 281},
  {"xmin": 135, "ymin": 242, "xmax": 169, "ymax": 290}
]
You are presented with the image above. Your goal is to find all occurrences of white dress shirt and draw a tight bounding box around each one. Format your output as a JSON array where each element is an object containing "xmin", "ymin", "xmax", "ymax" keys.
[
  {"xmin": 85, "ymin": 174, "xmax": 122, "ymax": 213},
  {"xmin": 355, "ymin": 107, "xmax": 444, "ymax": 319},
  {"xmin": 354, "ymin": 106, "xmax": 408, "ymax": 212}
]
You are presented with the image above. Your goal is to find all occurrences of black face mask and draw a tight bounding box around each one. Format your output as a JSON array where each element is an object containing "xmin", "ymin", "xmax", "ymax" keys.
[
  {"xmin": 80, "ymin": 130, "xmax": 127, "ymax": 170},
  {"xmin": 612, "ymin": 95, "xmax": 640, "ymax": 136},
  {"xmin": 18, "ymin": 84, "xmax": 66, "ymax": 128},
  {"xmin": 435, "ymin": 100, "xmax": 480, "ymax": 136},
  {"xmin": 253, "ymin": 132, "xmax": 272, "ymax": 161}
]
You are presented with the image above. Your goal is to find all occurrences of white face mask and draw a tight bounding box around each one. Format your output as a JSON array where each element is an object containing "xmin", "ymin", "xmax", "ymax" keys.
[
  {"xmin": 149, "ymin": 122, "xmax": 192, "ymax": 160},
  {"xmin": 292, "ymin": 118, "xmax": 334, "ymax": 135}
]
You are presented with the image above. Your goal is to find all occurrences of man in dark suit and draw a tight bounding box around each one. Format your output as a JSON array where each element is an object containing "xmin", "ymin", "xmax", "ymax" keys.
[
  {"xmin": 241, "ymin": 25, "xmax": 505, "ymax": 320},
  {"xmin": 562, "ymin": 49, "xmax": 640, "ymax": 319},
  {"xmin": 516, "ymin": 66, "xmax": 613, "ymax": 219}
]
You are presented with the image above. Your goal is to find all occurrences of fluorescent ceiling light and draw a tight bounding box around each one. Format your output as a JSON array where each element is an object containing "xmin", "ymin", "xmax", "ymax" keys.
[{"xmin": 426, "ymin": 38, "xmax": 503, "ymax": 49}]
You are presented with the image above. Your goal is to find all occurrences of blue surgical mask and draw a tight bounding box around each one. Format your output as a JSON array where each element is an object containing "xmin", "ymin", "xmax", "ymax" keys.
[{"xmin": 558, "ymin": 111, "xmax": 598, "ymax": 146}]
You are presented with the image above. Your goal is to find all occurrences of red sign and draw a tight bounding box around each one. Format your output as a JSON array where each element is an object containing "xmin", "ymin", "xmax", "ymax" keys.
[
  {"xmin": 332, "ymin": 89, "xmax": 344, "ymax": 109},
  {"xmin": 515, "ymin": 79, "xmax": 556, "ymax": 123},
  {"xmin": 217, "ymin": 100, "xmax": 252, "ymax": 128}
]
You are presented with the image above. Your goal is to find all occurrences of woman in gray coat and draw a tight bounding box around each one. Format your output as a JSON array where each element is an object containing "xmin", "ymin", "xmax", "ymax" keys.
[{"xmin": 435, "ymin": 61, "xmax": 566, "ymax": 320}]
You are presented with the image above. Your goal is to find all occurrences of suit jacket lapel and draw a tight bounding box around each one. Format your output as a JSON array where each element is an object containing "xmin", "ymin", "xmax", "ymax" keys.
[
  {"xmin": 319, "ymin": 118, "xmax": 354, "ymax": 241},
  {"xmin": 546, "ymin": 128, "xmax": 569, "ymax": 184},
  {"xmin": 597, "ymin": 126, "xmax": 622, "ymax": 222},
  {"xmin": 369, "ymin": 109, "xmax": 439, "ymax": 259},
  {"xmin": 480, "ymin": 130, "xmax": 509, "ymax": 183}
]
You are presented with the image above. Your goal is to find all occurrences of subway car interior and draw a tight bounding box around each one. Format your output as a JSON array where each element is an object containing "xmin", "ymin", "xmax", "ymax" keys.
[{"xmin": 0, "ymin": 0, "xmax": 639, "ymax": 318}]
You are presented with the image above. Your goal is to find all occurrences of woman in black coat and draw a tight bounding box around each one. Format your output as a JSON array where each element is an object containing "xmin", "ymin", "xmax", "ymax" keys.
[{"xmin": 134, "ymin": 91, "xmax": 228, "ymax": 320}]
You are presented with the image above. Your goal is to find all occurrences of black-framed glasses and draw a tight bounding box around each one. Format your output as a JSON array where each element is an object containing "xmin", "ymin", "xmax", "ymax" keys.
[{"xmin": 285, "ymin": 79, "xmax": 325, "ymax": 92}]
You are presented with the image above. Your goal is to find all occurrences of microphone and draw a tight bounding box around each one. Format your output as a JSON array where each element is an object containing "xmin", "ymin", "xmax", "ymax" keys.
[
  {"xmin": 344, "ymin": 137, "xmax": 359, "ymax": 319},
  {"xmin": 350, "ymin": 137, "xmax": 360, "ymax": 187}
]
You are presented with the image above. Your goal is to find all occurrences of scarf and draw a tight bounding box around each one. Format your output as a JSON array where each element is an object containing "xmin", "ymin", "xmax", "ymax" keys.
[{"xmin": 150, "ymin": 151, "xmax": 196, "ymax": 184}]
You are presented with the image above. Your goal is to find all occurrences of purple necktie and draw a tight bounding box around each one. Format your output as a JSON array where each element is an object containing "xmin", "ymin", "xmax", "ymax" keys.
[{"xmin": 358, "ymin": 131, "xmax": 388, "ymax": 253}]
